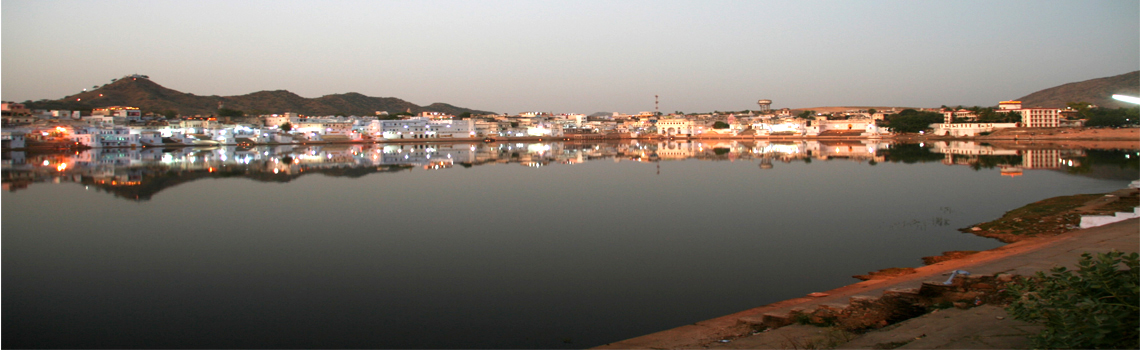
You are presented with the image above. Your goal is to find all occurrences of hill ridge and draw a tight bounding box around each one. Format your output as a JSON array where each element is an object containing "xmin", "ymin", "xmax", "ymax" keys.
[
  {"xmin": 25, "ymin": 77, "xmax": 495, "ymax": 116},
  {"xmin": 1016, "ymin": 71, "xmax": 1139, "ymax": 109}
]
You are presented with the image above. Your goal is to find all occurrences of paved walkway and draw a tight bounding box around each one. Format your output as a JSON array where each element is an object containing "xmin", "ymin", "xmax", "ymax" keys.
[{"xmin": 596, "ymin": 213, "xmax": 1139, "ymax": 349}]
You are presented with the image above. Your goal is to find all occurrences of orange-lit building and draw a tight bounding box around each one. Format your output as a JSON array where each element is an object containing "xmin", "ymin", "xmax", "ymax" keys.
[
  {"xmin": 998, "ymin": 100, "xmax": 1022, "ymax": 110},
  {"xmin": 93, "ymin": 106, "xmax": 142, "ymax": 121}
]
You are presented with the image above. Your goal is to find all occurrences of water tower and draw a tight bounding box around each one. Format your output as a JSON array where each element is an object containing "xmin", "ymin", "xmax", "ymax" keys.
[{"xmin": 757, "ymin": 99, "xmax": 772, "ymax": 113}]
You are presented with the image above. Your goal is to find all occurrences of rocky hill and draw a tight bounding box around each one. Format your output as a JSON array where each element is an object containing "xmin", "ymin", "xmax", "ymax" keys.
[
  {"xmin": 1016, "ymin": 71, "xmax": 1139, "ymax": 109},
  {"xmin": 24, "ymin": 76, "xmax": 495, "ymax": 116}
]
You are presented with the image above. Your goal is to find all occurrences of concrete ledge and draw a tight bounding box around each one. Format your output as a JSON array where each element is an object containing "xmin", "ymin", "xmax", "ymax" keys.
[{"xmin": 1080, "ymin": 207, "xmax": 1139, "ymax": 228}]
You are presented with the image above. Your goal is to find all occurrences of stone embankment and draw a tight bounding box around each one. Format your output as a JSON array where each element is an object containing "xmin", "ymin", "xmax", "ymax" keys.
[{"xmin": 596, "ymin": 188, "xmax": 1139, "ymax": 349}]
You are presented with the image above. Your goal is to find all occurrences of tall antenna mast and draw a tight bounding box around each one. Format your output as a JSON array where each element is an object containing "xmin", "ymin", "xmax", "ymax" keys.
[{"xmin": 655, "ymin": 95, "xmax": 659, "ymax": 116}]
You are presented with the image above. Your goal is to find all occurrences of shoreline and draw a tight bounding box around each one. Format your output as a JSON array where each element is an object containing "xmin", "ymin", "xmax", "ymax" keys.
[
  {"xmin": 595, "ymin": 187, "xmax": 1140, "ymax": 349},
  {"xmin": 6, "ymin": 126, "xmax": 1139, "ymax": 151}
]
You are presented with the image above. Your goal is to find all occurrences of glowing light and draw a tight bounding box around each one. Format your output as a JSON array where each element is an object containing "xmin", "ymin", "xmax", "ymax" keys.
[
  {"xmin": 42, "ymin": 160, "xmax": 50, "ymax": 166},
  {"xmin": 1111, "ymin": 94, "xmax": 1140, "ymax": 105},
  {"xmin": 56, "ymin": 163, "xmax": 67, "ymax": 171}
]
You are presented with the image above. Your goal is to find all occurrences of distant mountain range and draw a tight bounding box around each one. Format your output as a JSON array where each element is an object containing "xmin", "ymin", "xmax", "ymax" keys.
[
  {"xmin": 20, "ymin": 71, "xmax": 1137, "ymax": 116},
  {"xmin": 22, "ymin": 77, "xmax": 496, "ymax": 116},
  {"xmin": 1016, "ymin": 71, "xmax": 1138, "ymax": 109}
]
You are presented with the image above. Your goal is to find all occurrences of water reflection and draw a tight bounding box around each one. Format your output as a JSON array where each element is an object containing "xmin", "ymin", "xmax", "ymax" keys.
[
  {"xmin": 3, "ymin": 140, "xmax": 1136, "ymax": 201},
  {"xmin": 4, "ymin": 139, "xmax": 1136, "ymax": 349}
]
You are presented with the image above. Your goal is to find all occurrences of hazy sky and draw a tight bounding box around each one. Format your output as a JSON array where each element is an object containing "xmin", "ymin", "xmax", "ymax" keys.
[{"xmin": 3, "ymin": 0, "xmax": 1137, "ymax": 114}]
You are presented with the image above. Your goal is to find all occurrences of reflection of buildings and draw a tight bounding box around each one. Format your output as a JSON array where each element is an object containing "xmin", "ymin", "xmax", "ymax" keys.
[
  {"xmin": 3, "ymin": 141, "xmax": 1090, "ymax": 200},
  {"xmin": 646, "ymin": 140, "xmax": 888, "ymax": 166},
  {"xmin": 1022, "ymin": 149, "xmax": 1064, "ymax": 169},
  {"xmin": 805, "ymin": 141, "xmax": 886, "ymax": 161},
  {"xmin": 932, "ymin": 141, "xmax": 1019, "ymax": 166},
  {"xmin": 929, "ymin": 141, "xmax": 1084, "ymax": 177},
  {"xmin": 377, "ymin": 143, "xmax": 476, "ymax": 167},
  {"xmin": 654, "ymin": 142, "xmax": 697, "ymax": 160}
]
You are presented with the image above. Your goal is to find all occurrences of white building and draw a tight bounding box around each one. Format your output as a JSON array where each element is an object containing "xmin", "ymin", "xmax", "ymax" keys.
[
  {"xmin": 1018, "ymin": 108, "xmax": 1060, "ymax": 128},
  {"xmin": 1, "ymin": 131, "xmax": 26, "ymax": 148},
  {"xmin": 929, "ymin": 123, "xmax": 1018, "ymax": 137},
  {"xmin": 377, "ymin": 118, "xmax": 478, "ymax": 139},
  {"xmin": 656, "ymin": 119, "xmax": 695, "ymax": 136}
]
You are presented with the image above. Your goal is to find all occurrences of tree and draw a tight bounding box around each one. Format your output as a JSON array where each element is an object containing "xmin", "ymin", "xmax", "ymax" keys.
[
  {"xmin": 217, "ymin": 108, "xmax": 244, "ymax": 117},
  {"xmin": 458, "ymin": 112, "xmax": 472, "ymax": 119},
  {"xmin": 867, "ymin": 108, "xmax": 877, "ymax": 116},
  {"xmin": 882, "ymin": 109, "xmax": 943, "ymax": 133},
  {"xmin": 797, "ymin": 110, "xmax": 816, "ymax": 118},
  {"xmin": 976, "ymin": 109, "xmax": 1020, "ymax": 123},
  {"xmin": 162, "ymin": 110, "xmax": 178, "ymax": 119},
  {"xmin": 882, "ymin": 143, "xmax": 944, "ymax": 163},
  {"xmin": 1086, "ymin": 107, "xmax": 1140, "ymax": 127},
  {"xmin": 280, "ymin": 122, "xmax": 293, "ymax": 132},
  {"xmin": 712, "ymin": 121, "xmax": 730, "ymax": 129},
  {"xmin": 1066, "ymin": 101, "xmax": 1093, "ymax": 119}
]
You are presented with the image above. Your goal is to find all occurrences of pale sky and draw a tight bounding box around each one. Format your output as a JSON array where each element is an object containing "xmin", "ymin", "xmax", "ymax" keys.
[{"xmin": 3, "ymin": 0, "xmax": 1138, "ymax": 114}]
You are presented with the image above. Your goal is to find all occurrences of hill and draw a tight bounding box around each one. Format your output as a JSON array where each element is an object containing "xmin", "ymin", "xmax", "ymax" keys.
[
  {"xmin": 1016, "ymin": 71, "xmax": 1139, "ymax": 109},
  {"xmin": 791, "ymin": 106, "xmax": 917, "ymax": 114},
  {"xmin": 23, "ymin": 76, "xmax": 495, "ymax": 116}
]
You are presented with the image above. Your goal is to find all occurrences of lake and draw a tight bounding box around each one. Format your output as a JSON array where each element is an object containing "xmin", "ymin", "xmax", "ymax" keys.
[{"xmin": 3, "ymin": 140, "xmax": 1136, "ymax": 348}]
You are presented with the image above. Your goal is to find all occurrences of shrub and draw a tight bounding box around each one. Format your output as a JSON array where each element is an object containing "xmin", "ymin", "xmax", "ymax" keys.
[{"xmin": 1005, "ymin": 251, "xmax": 1139, "ymax": 349}]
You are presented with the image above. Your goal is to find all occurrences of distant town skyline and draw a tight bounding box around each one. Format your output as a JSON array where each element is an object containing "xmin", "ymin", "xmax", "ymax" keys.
[{"xmin": 3, "ymin": 0, "xmax": 1137, "ymax": 114}]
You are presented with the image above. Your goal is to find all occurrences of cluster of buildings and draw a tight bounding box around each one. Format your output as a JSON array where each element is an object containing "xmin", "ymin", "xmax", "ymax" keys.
[
  {"xmin": 0, "ymin": 104, "xmax": 890, "ymax": 150},
  {"xmin": 928, "ymin": 100, "xmax": 1074, "ymax": 137},
  {"xmin": 1, "ymin": 98, "xmax": 1085, "ymax": 150}
]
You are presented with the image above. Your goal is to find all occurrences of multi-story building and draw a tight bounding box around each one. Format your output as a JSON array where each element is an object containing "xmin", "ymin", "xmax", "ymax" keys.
[
  {"xmin": 1018, "ymin": 108, "xmax": 1060, "ymax": 128},
  {"xmin": 942, "ymin": 109, "xmax": 977, "ymax": 123}
]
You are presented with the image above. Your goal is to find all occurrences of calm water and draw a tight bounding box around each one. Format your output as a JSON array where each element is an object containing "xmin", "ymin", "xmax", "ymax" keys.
[{"xmin": 3, "ymin": 141, "xmax": 1136, "ymax": 348}]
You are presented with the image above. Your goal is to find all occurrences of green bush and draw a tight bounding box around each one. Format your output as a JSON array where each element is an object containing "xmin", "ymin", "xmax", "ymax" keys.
[{"xmin": 1005, "ymin": 251, "xmax": 1139, "ymax": 349}]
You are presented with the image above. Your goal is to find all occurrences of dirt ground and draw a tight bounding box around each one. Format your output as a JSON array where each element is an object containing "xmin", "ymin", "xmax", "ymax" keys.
[
  {"xmin": 976, "ymin": 127, "xmax": 1139, "ymax": 149},
  {"xmin": 980, "ymin": 126, "xmax": 1138, "ymax": 139}
]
